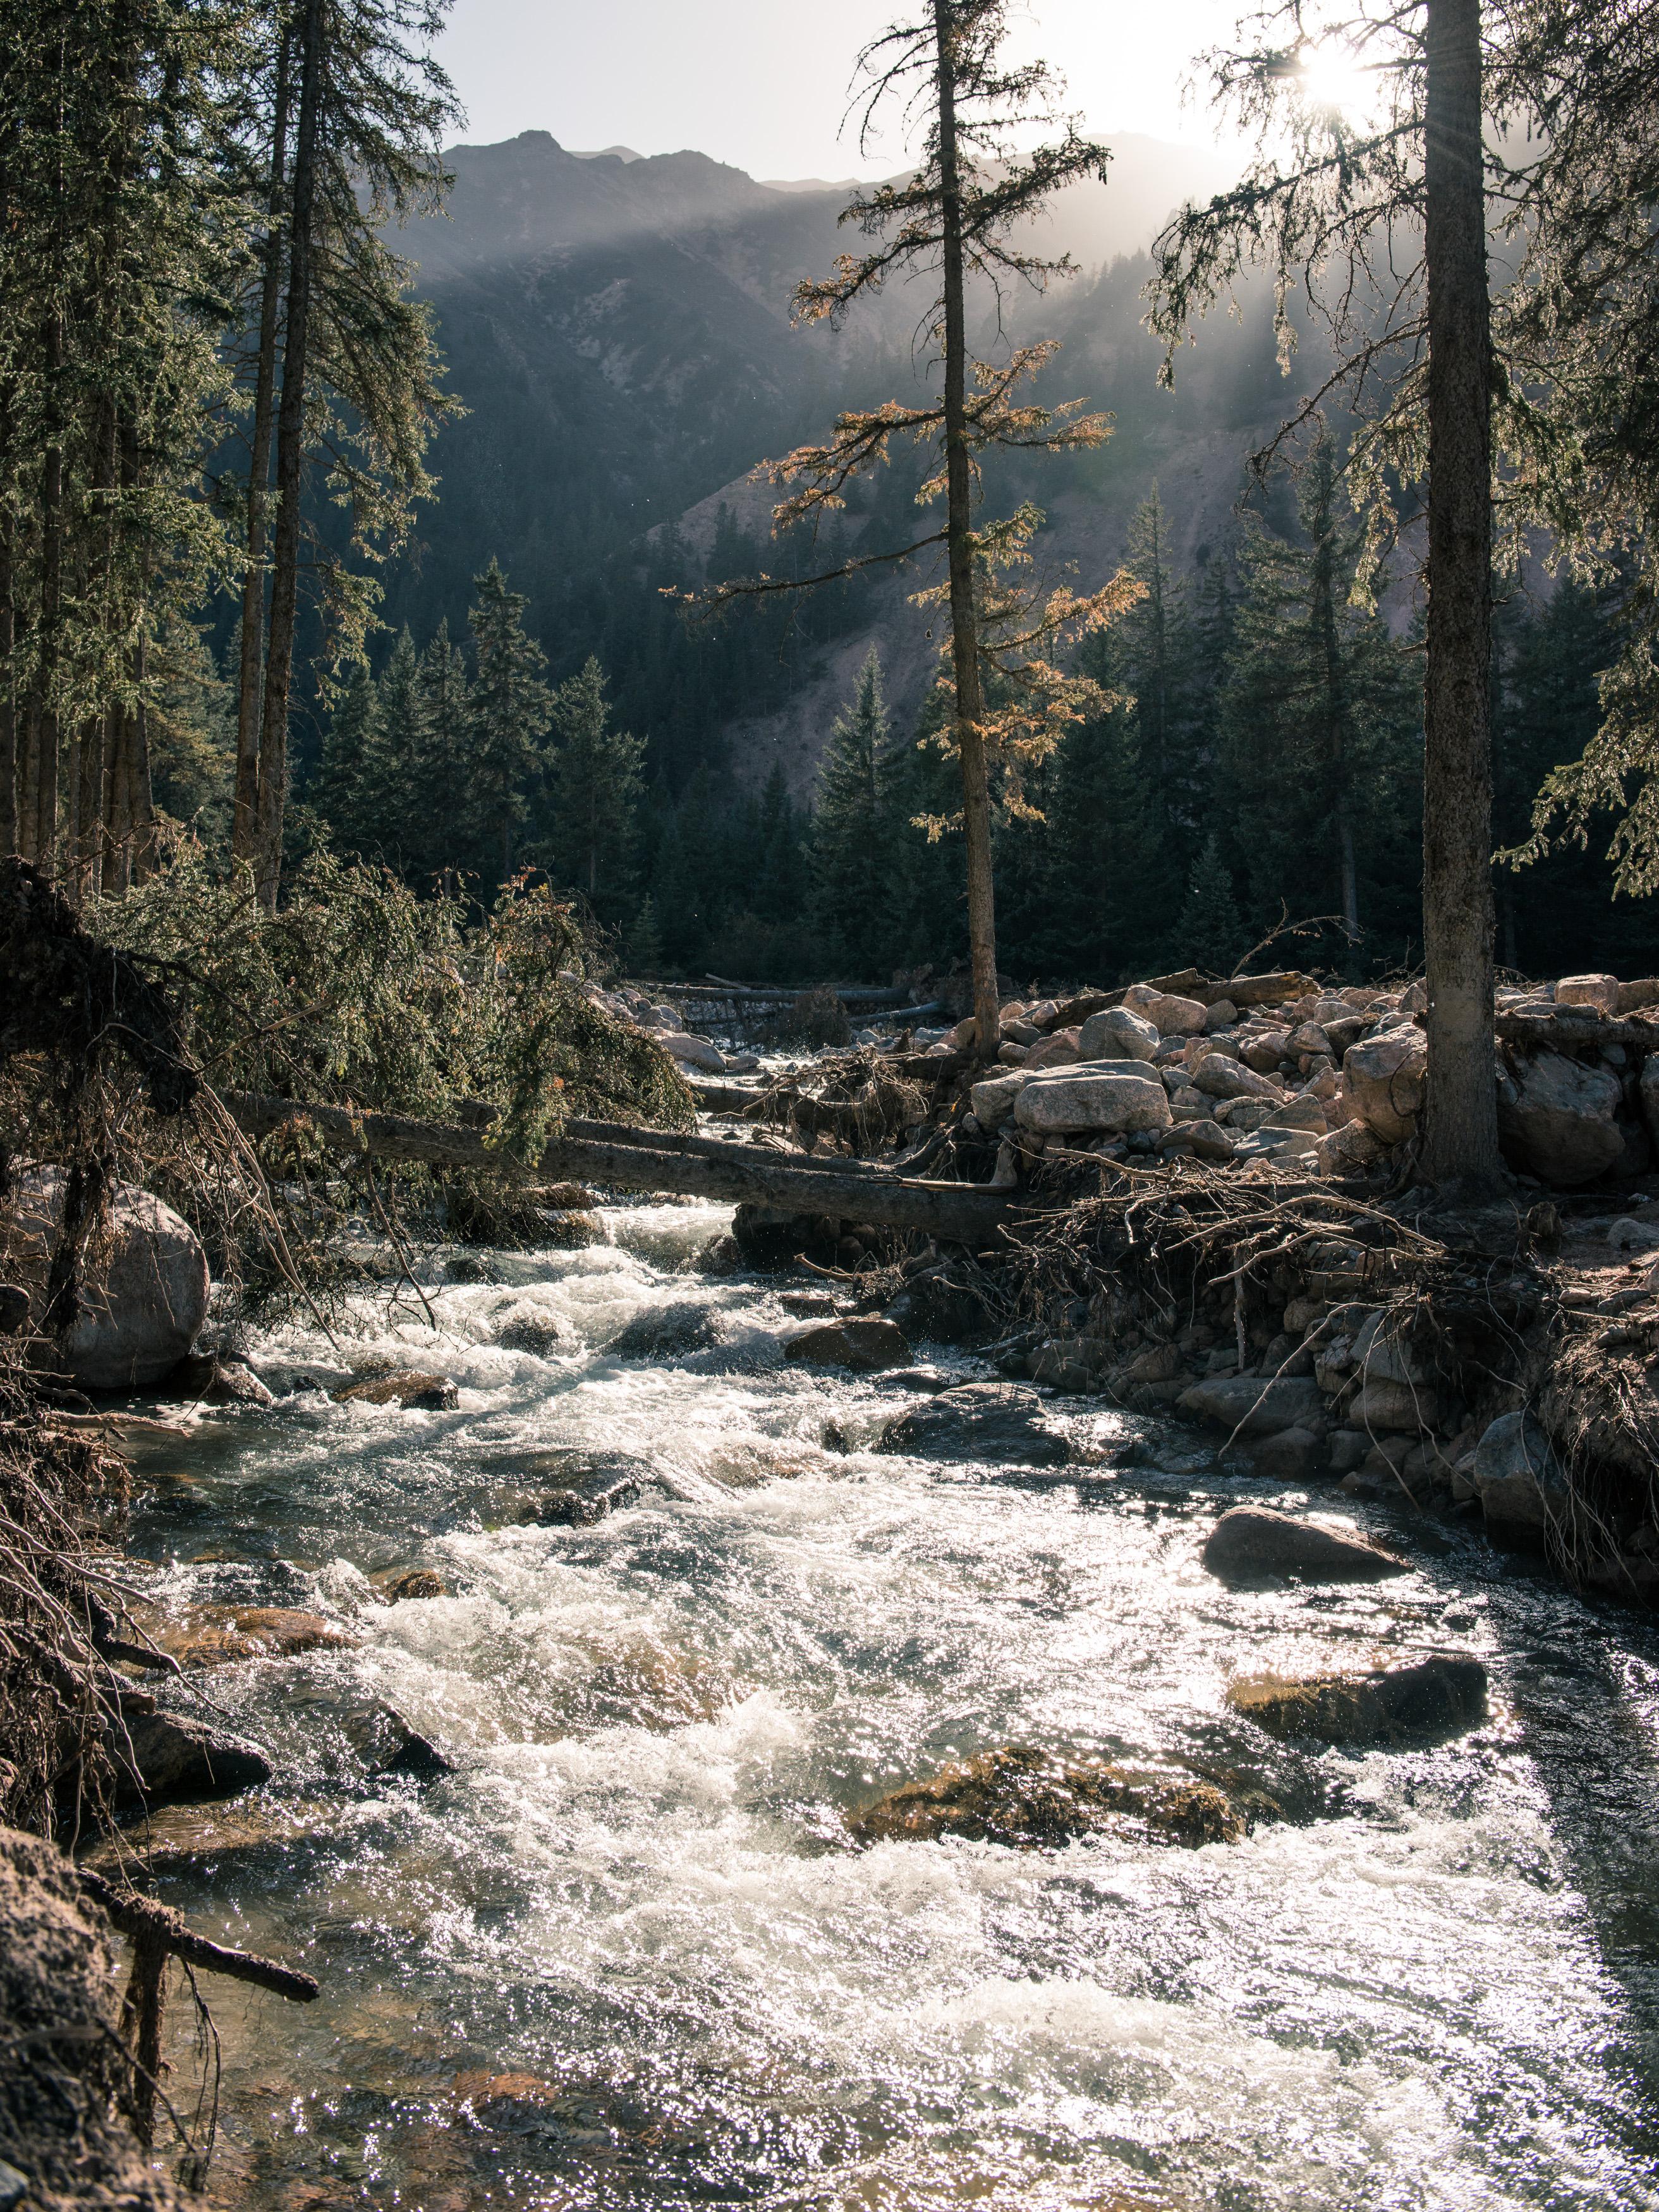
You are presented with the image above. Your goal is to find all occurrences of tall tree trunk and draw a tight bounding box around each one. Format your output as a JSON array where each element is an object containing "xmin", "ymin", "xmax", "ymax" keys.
[
  {"xmin": 255, "ymin": 0, "xmax": 324, "ymax": 913},
  {"xmin": 932, "ymin": 0, "xmax": 1000, "ymax": 1062},
  {"xmin": 33, "ymin": 314, "xmax": 64, "ymax": 878},
  {"xmin": 0, "ymin": 499, "xmax": 14, "ymax": 861},
  {"xmin": 1420, "ymin": 0, "xmax": 1500, "ymax": 1188},
  {"xmin": 128, "ymin": 636, "xmax": 155, "ymax": 883},
  {"xmin": 101, "ymin": 697, "xmax": 129, "ymax": 893},
  {"xmin": 234, "ymin": 27, "xmax": 293, "ymax": 866}
]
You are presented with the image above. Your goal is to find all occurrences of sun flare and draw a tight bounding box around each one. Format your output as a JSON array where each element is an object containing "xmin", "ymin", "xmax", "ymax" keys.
[{"xmin": 1297, "ymin": 46, "xmax": 1371, "ymax": 118}]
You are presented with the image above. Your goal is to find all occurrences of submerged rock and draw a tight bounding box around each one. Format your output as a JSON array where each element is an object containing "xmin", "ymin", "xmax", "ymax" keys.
[
  {"xmin": 111, "ymin": 1698, "xmax": 272, "ymax": 1809},
  {"xmin": 164, "ymin": 1351, "xmax": 276, "ymax": 1406},
  {"xmin": 159, "ymin": 1605, "xmax": 356, "ymax": 1670},
  {"xmin": 343, "ymin": 1701, "xmax": 453, "ymax": 1780},
  {"xmin": 875, "ymin": 1382, "xmax": 1069, "ymax": 1464},
  {"xmin": 847, "ymin": 1746, "xmax": 1242, "ymax": 1849},
  {"xmin": 509, "ymin": 1449, "xmax": 650, "ymax": 1525},
  {"xmin": 784, "ymin": 1317, "xmax": 911, "ymax": 1373},
  {"xmin": 372, "ymin": 1565, "xmax": 449, "ymax": 1603},
  {"xmin": 1201, "ymin": 1504, "xmax": 1407, "ymax": 1584},
  {"xmin": 494, "ymin": 1311, "xmax": 563, "ymax": 1356},
  {"xmin": 607, "ymin": 1302, "xmax": 719, "ymax": 1358},
  {"xmin": 333, "ymin": 1368, "xmax": 459, "ymax": 1411},
  {"xmin": 1227, "ymin": 1656, "xmax": 1488, "ymax": 1747}
]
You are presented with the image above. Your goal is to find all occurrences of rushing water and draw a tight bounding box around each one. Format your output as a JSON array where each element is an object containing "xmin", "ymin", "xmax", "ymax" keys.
[{"xmin": 117, "ymin": 1201, "xmax": 1659, "ymax": 2212}]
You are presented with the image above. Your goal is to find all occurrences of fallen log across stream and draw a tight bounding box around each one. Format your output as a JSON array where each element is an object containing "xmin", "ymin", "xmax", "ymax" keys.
[{"xmin": 222, "ymin": 1091, "xmax": 1016, "ymax": 1244}]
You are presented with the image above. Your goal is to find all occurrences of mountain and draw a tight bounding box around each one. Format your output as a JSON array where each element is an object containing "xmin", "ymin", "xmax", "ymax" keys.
[{"xmin": 377, "ymin": 128, "xmax": 1312, "ymax": 797}]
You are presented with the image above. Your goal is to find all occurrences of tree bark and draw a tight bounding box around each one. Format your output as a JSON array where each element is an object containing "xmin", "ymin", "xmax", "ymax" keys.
[
  {"xmin": 255, "ymin": 0, "xmax": 324, "ymax": 913},
  {"xmin": 234, "ymin": 27, "xmax": 293, "ymax": 866},
  {"xmin": 932, "ymin": 0, "xmax": 1000, "ymax": 1063},
  {"xmin": 32, "ymin": 313, "xmax": 64, "ymax": 878},
  {"xmin": 1419, "ymin": 0, "xmax": 1500, "ymax": 1189}
]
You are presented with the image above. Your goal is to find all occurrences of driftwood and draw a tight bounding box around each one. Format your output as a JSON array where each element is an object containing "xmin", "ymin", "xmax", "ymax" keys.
[
  {"xmin": 223, "ymin": 1091, "xmax": 1014, "ymax": 1243},
  {"xmin": 81, "ymin": 1866, "xmax": 318, "ymax": 2147}
]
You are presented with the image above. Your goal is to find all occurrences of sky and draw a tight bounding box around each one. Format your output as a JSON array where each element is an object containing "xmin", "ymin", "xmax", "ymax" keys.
[{"xmin": 434, "ymin": 0, "xmax": 1248, "ymax": 180}]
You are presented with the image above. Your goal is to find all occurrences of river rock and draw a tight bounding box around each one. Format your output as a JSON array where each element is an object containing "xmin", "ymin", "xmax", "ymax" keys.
[
  {"xmin": 969, "ymin": 1069, "xmax": 1031, "ymax": 1124},
  {"xmin": 1021, "ymin": 1031, "xmax": 1080, "ymax": 1071},
  {"xmin": 112, "ymin": 1699, "xmax": 272, "ymax": 1809},
  {"xmin": 1248, "ymin": 1426, "xmax": 1325, "ymax": 1481},
  {"xmin": 1342, "ymin": 1031, "xmax": 1427, "ymax": 1145},
  {"xmin": 876, "ymin": 1382, "xmax": 1069, "ymax": 1464},
  {"xmin": 1176, "ymin": 1375, "xmax": 1325, "ymax": 1437},
  {"xmin": 1012, "ymin": 1068, "xmax": 1172, "ymax": 1137},
  {"xmin": 1554, "ymin": 973, "xmax": 1620, "ymax": 1014},
  {"xmin": 1201, "ymin": 1504, "xmax": 1406, "ymax": 1584},
  {"xmin": 165, "ymin": 1351, "xmax": 276, "ymax": 1406},
  {"xmin": 1227, "ymin": 1656, "xmax": 1488, "ymax": 1747},
  {"xmin": 3, "ymin": 1167, "xmax": 210, "ymax": 1392},
  {"xmin": 1187, "ymin": 1119, "xmax": 1237, "ymax": 1162},
  {"xmin": 607, "ymin": 1301, "xmax": 719, "ymax": 1357},
  {"xmin": 1121, "ymin": 985, "xmax": 1208, "ymax": 1035},
  {"xmin": 344, "ymin": 1702, "xmax": 453, "ymax": 1780},
  {"xmin": 1497, "ymin": 1051, "xmax": 1624, "ymax": 1186},
  {"xmin": 846, "ymin": 1746, "xmax": 1241, "ymax": 1849},
  {"xmin": 509, "ymin": 1449, "xmax": 650, "ymax": 1525},
  {"xmin": 784, "ymin": 1317, "xmax": 911, "ymax": 1372},
  {"xmin": 160, "ymin": 1606, "xmax": 356, "ymax": 1670},
  {"xmin": 494, "ymin": 1310, "xmax": 562, "ymax": 1357},
  {"xmin": 333, "ymin": 1368, "xmax": 459, "ymax": 1411},
  {"xmin": 372, "ymin": 1565, "xmax": 448, "ymax": 1602},
  {"xmin": 1191, "ymin": 1053, "xmax": 1284, "ymax": 1104},
  {"xmin": 1349, "ymin": 1377, "xmax": 1442, "ymax": 1431},
  {"xmin": 658, "ymin": 1031, "xmax": 725, "ymax": 1073},
  {"xmin": 1078, "ymin": 1006, "xmax": 1160, "ymax": 1061},
  {"xmin": 1473, "ymin": 1410, "xmax": 1571, "ymax": 1540}
]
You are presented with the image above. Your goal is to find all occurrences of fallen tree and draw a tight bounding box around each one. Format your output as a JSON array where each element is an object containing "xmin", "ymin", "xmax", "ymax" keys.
[{"xmin": 223, "ymin": 1091, "xmax": 1016, "ymax": 1244}]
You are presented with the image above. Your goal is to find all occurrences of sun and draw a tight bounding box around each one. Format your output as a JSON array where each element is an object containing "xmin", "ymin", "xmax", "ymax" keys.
[{"xmin": 1297, "ymin": 46, "xmax": 1372, "ymax": 119}]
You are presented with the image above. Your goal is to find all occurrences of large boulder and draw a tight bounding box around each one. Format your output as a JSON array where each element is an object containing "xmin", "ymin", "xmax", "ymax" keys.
[
  {"xmin": 1120, "ymin": 985, "xmax": 1208, "ymax": 1036},
  {"xmin": 1497, "ymin": 1052, "xmax": 1623, "ymax": 1186},
  {"xmin": 1473, "ymin": 1410, "xmax": 1571, "ymax": 1541},
  {"xmin": 1554, "ymin": 973, "xmax": 1619, "ymax": 1014},
  {"xmin": 1078, "ymin": 1007, "xmax": 1160, "ymax": 1061},
  {"xmin": 876, "ymin": 1381, "xmax": 1069, "ymax": 1464},
  {"xmin": 1342, "ymin": 1031, "xmax": 1426, "ymax": 1145},
  {"xmin": 1012, "ymin": 1067, "xmax": 1172, "ymax": 1136},
  {"xmin": 1176, "ymin": 1374, "xmax": 1325, "ymax": 1436},
  {"xmin": 846, "ymin": 1746, "xmax": 1241, "ymax": 1849},
  {"xmin": 1227, "ymin": 1656, "xmax": 1488, "ymax": 1747},
  {"xmin": 969, "ymin": 1069, "xmax": 1031, "ymax": 1126},
  {"xmin": 1191, "ymin": 1053, "xmax": 1284, "ymax": 1105},
  {"xmin": 1201, "ymin": 1505, "xmax": 1406, "ymax": 1584},
  {"xmin": 2, "ymin": 1169, "xmax": 209, "ymax": 1392}
]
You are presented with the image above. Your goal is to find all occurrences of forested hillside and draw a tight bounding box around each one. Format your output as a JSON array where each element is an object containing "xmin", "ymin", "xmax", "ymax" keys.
[{"xmin": 265, "ymin": 128, "xmax": 1646, "ymax": 989}]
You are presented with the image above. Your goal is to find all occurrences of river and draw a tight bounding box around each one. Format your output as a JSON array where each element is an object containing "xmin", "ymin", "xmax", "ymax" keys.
[{"xmin": 119, "ymin": 1198, "xmax": 1659, "ymax": 2211}]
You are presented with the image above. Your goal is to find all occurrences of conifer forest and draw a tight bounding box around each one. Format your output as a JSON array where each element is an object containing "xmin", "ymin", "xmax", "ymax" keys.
[{"xmin": 9, "ymin": 7, "xmax": 1659, "ymax": 2211}]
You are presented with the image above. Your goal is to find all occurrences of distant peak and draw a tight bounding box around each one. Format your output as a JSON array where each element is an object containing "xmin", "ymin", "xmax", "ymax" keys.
[{"xmin": 569, "ymin": 145, "xmax": 644, "ymax": 164}]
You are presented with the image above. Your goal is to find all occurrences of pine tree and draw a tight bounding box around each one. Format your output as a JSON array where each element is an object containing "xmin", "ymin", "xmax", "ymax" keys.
[
  {"xmin": 626, "ymin": 893, "xmax": 664, "ymax": 974},
  {"xmin": 313, "ymin": 663, "xmax": 380, "ymax": 855},
  {"xmin": 466, "ymin": 559, "xmax": 552, "ymax": 884},
  {"xmin": 1118, "ymin": 485, "xmax": 1200, "ymax": 872},
  {"xmin": 812, "ymin": 648, "xmax": 899, "ymax": 975},
  {"xmin": 1176, "ymin": 835, "xmax": 1246, "ymax": 978},
  {"xmin": 364, "ymin": 627, "xmax": 423, "ymax": 863},
  {"xmin": 410, "ymin": 618, "xmax": 471, "ymax": 891},
  {"xmin": 544, "ymin": 655, "xmax": 644, "ymax": 924},
  {"xmin": 1218, "ymin": 431, "xmax": 1420, "ymax": 960}
]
